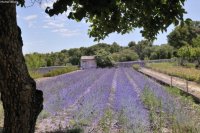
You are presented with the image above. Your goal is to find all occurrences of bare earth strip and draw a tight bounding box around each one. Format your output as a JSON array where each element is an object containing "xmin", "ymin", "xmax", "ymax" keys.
[
  {"xmin": 139, "ymin": 68, "xmax": 200, "ymax": 100},
  {"xmin": 109, "ymin": 68, "xmax": 118, "ymax": 133}
]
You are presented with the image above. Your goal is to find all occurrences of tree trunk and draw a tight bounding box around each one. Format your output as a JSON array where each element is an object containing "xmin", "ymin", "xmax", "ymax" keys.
[{"xmin": 0, "ymin": 3, "xmax": 43, "ymax": 133}]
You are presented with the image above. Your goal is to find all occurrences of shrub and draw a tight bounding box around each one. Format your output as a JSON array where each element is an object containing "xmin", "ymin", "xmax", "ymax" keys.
[
  {"xmin": 29, "ymin": 70, "xmax": 43, "ymax": 79},
  {"xmin": 95, "ymin": 49, "xmax": 114, "ymax": 68},
  {"xmin": 111, "ymin": 49, "xmax": 139, "ymax": 62},
  {"xmin": 43, "ymin": 66, "xmax": 79, "ymax": 77},
  {"xmin": 132, "ymin": 64, "xmax": 140, "ymax": 70},
  {"xmin": 177, "ymin": 46, "xmax": 193, "ymax": 66}
]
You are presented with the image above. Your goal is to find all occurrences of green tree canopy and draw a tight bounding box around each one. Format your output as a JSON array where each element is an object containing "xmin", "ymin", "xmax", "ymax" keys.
[
  {"xmin": 44, "ymin": 0, "xmax": 187, "ymax": 41},
  {"xmin": 167, "ymin": 21, "xmax": 200, "ymax": 49},
  {"xmin": 128, "ymin": 41, "xmax": 136, "ymax": 48},
  {"xmin": 95, "ymin": 49, "xmax": 114, "ymax": 67},
  {"xmin": 133, "ymin": 40, "xmax": 153, "ymax": 59},
  {"xmin": 192, "ymin": 35, "xmax": 200, "ymax": 47},
  {"xmin": 111, "ymin": 49, "xmax": 138, "ymax": 62},
  {"xmin": 177, "ymin": 45, "xmax": 193, "ymax": 65}
]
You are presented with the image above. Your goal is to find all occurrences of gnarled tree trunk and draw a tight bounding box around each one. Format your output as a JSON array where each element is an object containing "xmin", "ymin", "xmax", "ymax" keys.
[{"xmin": 0, "ymin": 3, "xmax": 43, "ymax": 133}]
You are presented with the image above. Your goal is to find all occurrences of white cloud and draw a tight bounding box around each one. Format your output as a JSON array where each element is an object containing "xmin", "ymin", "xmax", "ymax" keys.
[
  {"xmin": 42, "ymin": 25, "xmax": 51, "ymax": 29},
  {"xmin": 24, "ymin": 15, "xmax": 38, "ymax": 21},
  {"xmin": 23, "ymin": 14, "xmax": 38, "ymax": 28},
  {"xmin": 52, "ymin": 28, "xmax": 79, "ymax": 37},
  {"xmin": 47, "ymin": 22, "xmax": 64, "ymax": 28},
  {"xmin": 41, "ymin": 9, "xmax": 80, "ymax": 37}
]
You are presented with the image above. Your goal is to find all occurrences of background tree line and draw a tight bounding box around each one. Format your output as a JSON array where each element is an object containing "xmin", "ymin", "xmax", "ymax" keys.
[
  {"xmin": 25, "ymin": 21, "xmax": 200, "ymax": 69},
  {"xmin": 25, "ymin": 41, "xmax": 174, "ymax": 69},
  {"xmin": 168, "ymin": 21, "xmax": 200, "ymax": 67}
]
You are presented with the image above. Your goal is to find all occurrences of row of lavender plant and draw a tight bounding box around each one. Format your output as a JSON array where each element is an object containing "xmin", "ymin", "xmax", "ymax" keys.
[
  {"xmin": 113, "ymin": 68, "xmax": 150, "ymax": 132},
  {"xmin": 37, "ymin": 70, "xmax": 93, "ymax": 100},
  {"xmin": 126, "ymin": 67, "xmax": 200, "ymax": 132},
  {"xmin": 37, "ymin": 68, "xmax": 110, "ymax": 114},
  {"xmin": 125, "ymin": 68, "xmax": 174, "ymax": 110},
  {"xmin": 65, "ymin": 68, "xmax": 116, "ymax": 131}
]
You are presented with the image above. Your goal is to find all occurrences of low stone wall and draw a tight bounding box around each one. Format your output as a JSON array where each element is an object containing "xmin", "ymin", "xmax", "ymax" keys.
[
  {"xmin": 116, "ymin": 59, "xmax": 175, "ymax": 67},
  {"xmin": 36, "ymin": 66, "xmax": 68, "ymax": 74}
]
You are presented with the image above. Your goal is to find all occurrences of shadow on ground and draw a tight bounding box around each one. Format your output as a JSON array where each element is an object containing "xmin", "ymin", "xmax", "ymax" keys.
[
  {"xmin": 0, "ymin": 128, "xmax": 82, "ymax": 133},
  {"xmin": 46, "ymin": 128, "xmax": 83, "ymax": 133}
]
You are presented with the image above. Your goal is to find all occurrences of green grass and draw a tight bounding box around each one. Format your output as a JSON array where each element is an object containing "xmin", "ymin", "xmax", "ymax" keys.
[
  {"xmin": 43, "ymin": 66, "xmax": 79, "ymax": 77},
  {"xmin": 141, "ymin": 86, "xmax": 200, "ymax": 133},
  {"xmin": 146, "ymin": 62, "xmax": 200, "ymax": 83},
  {"xmin": 29, "ymin": 71, "xmax": 43, "ymax": 79},
  {"xmin": 141, "ymin": 87, "xmax": 163, "ymax": 132},
  {"xmin": 38, "ymin": 110, "xmax": 51, "ymax": 120},
  {"xmin": 99, "ymin": 109, "xmax": 113, "ymax": 133},
  {"xmin": 29, "ymin": 66, "xmax": 79, "ymax": 79},
  {"xmin": 0, "ymin": 102, "xmax": 4, "ymax": 127},
  {"xmin": 164, "ymin": 87, "xmax": 200, "ymax": 133},
  {"xmin": 164, "ymin": 86, "xmax": 200, "ymax": 109},
  {"xmin": 132, "ymin": 64, "xmax": 141, "ymax": 70}
]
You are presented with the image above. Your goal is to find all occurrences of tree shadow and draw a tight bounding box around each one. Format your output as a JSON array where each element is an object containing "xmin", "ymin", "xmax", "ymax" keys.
[
  {"xmin": 46, "ymin": 128, "xmax": 83, "ymax": 133},
  {"xmin": 0, "ymin": 127, "xmax": 82, "ymax": 133}
]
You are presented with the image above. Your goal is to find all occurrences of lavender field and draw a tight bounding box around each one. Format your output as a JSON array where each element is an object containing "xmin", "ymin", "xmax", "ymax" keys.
[{"xmin": 35, "ymin": 68, "xmax": 200, "ymax": 133}]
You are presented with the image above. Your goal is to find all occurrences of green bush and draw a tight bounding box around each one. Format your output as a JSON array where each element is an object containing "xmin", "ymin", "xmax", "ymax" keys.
[
  {"xmin": 96, "ymin": 55, "xmax": 114, "ymax": 68},
  {"xmin": 95, "ymin": 49, "xmax": 114, "ymax": 68},
  {"xmin": 111, "ymin": 49, "xmax": 139, "ymax": 62},
  {"xmin": 132, "ymin": 64, "xmax": 140, "ymax": 70},
  {"xmin": 147, "ymin": 62, "xmax": 200, "ymax": 83},
  {"xmin": 43, "ymin": 66, "xmax": 79, "ymax": 77},
  {"xmin": 29, "ymin": 71, "xmax": 43, "ymax": 79}
]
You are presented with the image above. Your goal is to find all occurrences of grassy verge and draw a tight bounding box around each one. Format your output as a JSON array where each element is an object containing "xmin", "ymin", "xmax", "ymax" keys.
[
  {"xmin": 132, "ymin": 64, "xmax": 141, "ymax": 71},
  {"xmin": 0, "ymin": 101, "xmax": 4, "ymax": 127},
  {"xmin": 146, "ymin": 62, "xmax": 200, "ymax": 83},
  {"xmin": 29, "ymin": 66, "xmax": 79, "ymax": 79},
  {"xmin": 141, "ymin": 86, "xmax": 200, "ymax": 132},
  {"xmin": 43, "ymin": 66, "xmax": 79, "ymax": 77},
  {"xmin": 164, "ymin": 86, "xmax": 200, "ymax": 132},
  {"xmin": 29, "ymin": 71, "xmax": 43, "ymax": 79},
  {"xmin": 141, "ymin": 87, "xmax": 163, "ymax": 132},
  {"xmin": 99, "ymin": 109, "xmax": 113, "ymax": 133},
  {"xmin": 164, "ymin": 86, "xmax": 200, "ymax": 109}
]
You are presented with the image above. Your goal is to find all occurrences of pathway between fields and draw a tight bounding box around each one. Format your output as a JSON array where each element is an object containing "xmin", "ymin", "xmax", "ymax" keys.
[{"xmin": 139, "ymin": 68, "xmax": 200, "ymax": 100}]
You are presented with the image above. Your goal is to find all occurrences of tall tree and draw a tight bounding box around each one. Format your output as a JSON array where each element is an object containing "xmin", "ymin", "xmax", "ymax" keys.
[
  {"xmin": 0, "ymin": 3, "xmax": 43, "ymax": 133},
  {"xmin": 46, "ymin": 0, "xmax": 187, "ymax": 41},
  {"xmin": 167, "ymin": 21, "xmax": 200, "ymax": 49},
  {"xmin": 128, "ymin": 41, "xmax": 136, "ymax": 48},
  {"xmin": 134, "ymin": 40, "xmax": 153, "ymax": 59},
  {"xmin": 0, "ymin": 0, "xmax": 187, "ymax": 132}
]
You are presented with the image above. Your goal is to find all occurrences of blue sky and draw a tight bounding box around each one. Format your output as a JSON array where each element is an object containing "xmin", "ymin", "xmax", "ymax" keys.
[{"xmin": 17, "ymin": 0, "xmax": 200, "ymax": 54}]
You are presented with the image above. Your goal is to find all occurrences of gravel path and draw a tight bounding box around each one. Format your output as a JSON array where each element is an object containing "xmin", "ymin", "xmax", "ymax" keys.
[{"xmin": 139, "ymin": 68, "xmax": 200, "ymax": 100}]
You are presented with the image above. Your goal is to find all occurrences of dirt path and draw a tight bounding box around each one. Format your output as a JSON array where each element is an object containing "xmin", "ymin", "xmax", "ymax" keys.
[{"xmin": 139, "ymin": 68, "xmax": 200, "ymax": 100}]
